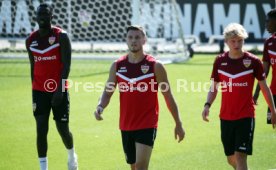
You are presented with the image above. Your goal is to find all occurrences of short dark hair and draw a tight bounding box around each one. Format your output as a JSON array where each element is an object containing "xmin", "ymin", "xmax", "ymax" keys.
[
  {"xmin": 267, "ymin": 8, "xmax": 276, "ymax": 19},
  {"xmin": 126, "ymin": 25, "xmax": 146, "ymax": 36},
  {"xmin": 37, "ymin": 3, "xmax": 53, "ymax": 14}
]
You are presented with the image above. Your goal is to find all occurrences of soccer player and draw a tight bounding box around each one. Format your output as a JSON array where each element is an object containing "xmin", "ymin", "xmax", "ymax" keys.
[
  {"xmin": 253, "ymin": 8, "xmax": 276, "ymax": 124},
  {"xmin": 201, "ymin": 23, "xmax": 276, "ymax": 170},
  {"xmin": 94, "ymin": 25, "xmax": 185, "ymax": 170},
  {"xmin": 26, "ymin": 3, "xmax": 78, "ymax": 170}
]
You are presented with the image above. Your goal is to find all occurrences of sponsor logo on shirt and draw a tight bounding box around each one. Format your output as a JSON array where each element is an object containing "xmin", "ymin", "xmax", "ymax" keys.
[
  {"xmin": 30, "ymin": 41, "xmax": 38, "ymax": 47},
  {"xmin": 243, "ymin": 59, "xmax": 251, "ymax": 68},
  {"xmin": 141, "ymin": 65, "xmax": 149, "ymax": 74},
  {"xmin": 269, "ymin": 42, "xmax": 273, "ymax": 46},
  {"xmin": 48, "ymin": 36, "xmax": 56, "ymax": 45},
  {"xmin": 34, "ymin": 55, "xmax": 57, "ymax": 62},
  {"xmin": 221, "ymin": 81, "xmax": 248, "ymax": 87},
  {"xmin": 118, "ymin": 67, "xmax": 127, "ymax": 73},
  {"xmin": 118, "ymin": 83, "xmax": 148, "ymax": 92},
  {"xmin": 221, "ymin": 62, "xmax": 227, "ymax": 66}
]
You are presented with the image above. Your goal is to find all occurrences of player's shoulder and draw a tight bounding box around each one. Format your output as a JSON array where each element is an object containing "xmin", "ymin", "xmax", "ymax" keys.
[
  {"xmin": 264, "ymin": 33, "xmax": 276, "ymax": 45},
  {"xmin": 145, "ymin": 54, "xmax": 157, "ymax": 62},
  {"xmin": 244, "ymin": 51, "xmax": 260, "ymax": 61},
  {"xmin": 214, "ymin": 51, "xmax": 228, "ymax": 63},
  {"xmin": 27, "ymin": 29, "xmax": 39, "ymax": 39},
  {"xmin": 26, "ymin": 29, "xmax": 39, "ymax": 45},
  {"xmin": 117, "ymin": 55, "xmax": 128, "ymax": 61},
  {"xmin": 243, "ymin": 52, "xmax": 262, "ymax": 66},
  {"xmin": 217, "ymin": 51, "xmax": 228, "ymax": 58},
  {"xmin": 115, "ymin": 55, "xmax": 128, "ymax": 65},
  {"xmin": 51, "ymin": 26, "xmax": 67, "ymax": 34}
]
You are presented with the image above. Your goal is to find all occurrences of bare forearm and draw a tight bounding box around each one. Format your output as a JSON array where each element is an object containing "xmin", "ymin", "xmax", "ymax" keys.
[
  {"xmin": 260, "ymin": 85, "xmax": 275, "ymax": 112},
  {"xmin": 164, "ymin": 93, "xmax": 182, "ymax": 124},
  {"xmin": 206, "ymin": 89, "xmax": 218, "ymax": 105},
  {"xmin": 98, "ymin": 91, "xmax": 113, "ymax": 108}
]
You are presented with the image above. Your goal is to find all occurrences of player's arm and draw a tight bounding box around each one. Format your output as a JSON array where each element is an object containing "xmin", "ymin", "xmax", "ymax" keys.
[
  {"xmin": 26, "ymin": 37, "xmax": 34, "ymax": 82},
  {"xmin": 51, "ymin": 32, "xmax": 71, "ymax": 106},
  {"xmin": 94, "ymin": 62, "xmax": 117, "ymax": 121},
  {"xmin": 154, "ymin": 61, "xmax": 185, "ymax": 143},
  {"xmin": 202, "ymin": 81, "xmax": 219, "ymax": 122},
  {"xmin": 259, "ymin": 80, "xmax": 276, "ymax": 128},
  {"xmin": 253, "ymin": 61, "xmax": 270, "ymax": 104}
]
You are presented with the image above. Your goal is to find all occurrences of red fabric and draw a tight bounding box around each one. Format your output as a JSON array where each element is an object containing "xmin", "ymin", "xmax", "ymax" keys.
[
  {"xmin": 211, "ymin": 51, "xmax": 265, "ymax": 120},
  {"xmin": 27, "ymin": 27, "xmax": 63, "ymax": 92},
  {"xmin": 116, "ymin": 55, "xmax": 159, "ymax": 130},
  {"xmin": 263, "ymin": 33, "xmax": 276, "ymax": 94}
]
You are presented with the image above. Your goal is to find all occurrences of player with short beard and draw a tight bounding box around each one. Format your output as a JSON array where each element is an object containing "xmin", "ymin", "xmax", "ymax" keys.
[{"xmin": 94, "ymin": 25, "xmax": 185, "ymax": 170}]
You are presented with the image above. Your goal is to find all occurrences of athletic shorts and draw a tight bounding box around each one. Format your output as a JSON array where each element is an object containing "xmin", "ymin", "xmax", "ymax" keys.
[
  {"xmin": 266, "ymin": 95, "xmax": 276, "ymax": 124},
  {"xmin": 220, "ymin": 118, "xmax": 255, "ymax": 156},
  {"xmin": 32, "ymin": 90, "xmax": 70, "ymax": 122},
  {"xmin": 121, "ymin": 128, "xmax": 157, "ymax": 164}
]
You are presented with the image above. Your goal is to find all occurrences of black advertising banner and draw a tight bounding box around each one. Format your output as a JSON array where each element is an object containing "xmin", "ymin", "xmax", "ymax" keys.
[{"xmin": 176, "ymin": 0, "xmax": 275, "ymax": 42}]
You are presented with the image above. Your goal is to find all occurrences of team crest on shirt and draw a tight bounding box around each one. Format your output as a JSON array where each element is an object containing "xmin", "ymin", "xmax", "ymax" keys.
[
  {"xmin": 141, "ymin": 65, "xmax": 149, "ymax": 74},
  {"xmin": 243, "ymin": 59, "xmax": 251, "ymax": 68},
  {"xmin": 48, "ymin": 36, "xmax": 56, "ymax": 45}
]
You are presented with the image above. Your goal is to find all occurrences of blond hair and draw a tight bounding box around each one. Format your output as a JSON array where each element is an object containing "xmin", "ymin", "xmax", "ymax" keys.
[{"xmin": 223, "ymin": 23, "xmax": 248, "ymax": 40}]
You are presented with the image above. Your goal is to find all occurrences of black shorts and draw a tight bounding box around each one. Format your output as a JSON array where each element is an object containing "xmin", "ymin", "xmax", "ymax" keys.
[
  {"xmin": 121, "ymin": 128, "xmax": 157, "ymax": 164},
  {"xmin": 32, "ymin": 90, "xmax": 70, "ymax": 122},
  {"xmin": 220, "ymin": 118, "xmax": 255, "ymax": 156},
  {"xmin": 266, "ymin": 95, "xmax": 276, "ymax": 124}
]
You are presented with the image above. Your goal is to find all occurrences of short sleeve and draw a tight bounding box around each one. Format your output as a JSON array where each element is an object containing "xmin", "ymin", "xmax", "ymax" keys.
[
  {"xmin": 211, "ymin": 57, "xmax": 220, "ymax": 82},
  {"xmin": 254, "ymin": 58, "xmax": 265, "ymax": 81}
]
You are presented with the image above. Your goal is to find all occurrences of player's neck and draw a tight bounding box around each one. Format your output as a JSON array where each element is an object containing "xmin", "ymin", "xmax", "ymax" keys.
[
  {"xmin": 228, "ymin": 50, "xmax": 244, "ymax": 59},
  {"xmin": 38, "ymin": 27, "xmax": 52, "ymax": 37},
  {"xmin": 128, "ymin": 51, "xmax": 145, "ymax": 63}
]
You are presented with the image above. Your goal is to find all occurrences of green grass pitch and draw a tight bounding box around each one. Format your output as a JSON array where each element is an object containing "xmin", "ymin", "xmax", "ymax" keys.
[{"xmin": 0, "ymin": 54, "xmax": 275, "ymax": 170}]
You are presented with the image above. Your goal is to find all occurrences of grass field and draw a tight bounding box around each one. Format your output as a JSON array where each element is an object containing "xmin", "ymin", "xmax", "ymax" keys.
[{"xmin": 0, "ymin": 54, "xmax": 276, "ymax": 170}]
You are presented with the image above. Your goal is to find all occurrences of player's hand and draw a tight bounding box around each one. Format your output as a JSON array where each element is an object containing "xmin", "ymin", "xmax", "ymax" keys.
[
  {"xmin": 94, "ymin": 105, "xmax": 104, "ymax": 121},
  {"xmin": 175, "ymin": 122, "xmax": 185, "ymax": 143},
  {"xmin": 202, "ymin": 106, "xmax": 210, "ymax": 122},
  {"xmin": 271, "ymin": 110, "xmax": 276, "ymax": 129},
  {"xmin": 51, "ymin": 91, "xmax": 63, "ymax": 106}
]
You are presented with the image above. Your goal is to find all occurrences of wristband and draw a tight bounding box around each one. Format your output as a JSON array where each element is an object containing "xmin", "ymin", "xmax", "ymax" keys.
[{"xmin": 204, "ymin": 102, "xmax": 211, "ymax": 108}]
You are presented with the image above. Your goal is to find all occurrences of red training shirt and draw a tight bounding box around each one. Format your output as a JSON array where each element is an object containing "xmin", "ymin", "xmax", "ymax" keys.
[
  {"xmin": 116, "ymin": 54, "xmax": 159, "ymax": 131},
  {"xmin": 263, "ymin": 33, "xmax": 276, "ymax": 95},
  {"xmin": 27, "ymin": 26, "xmax": 64, "ymax": 92},
  {"xmin": 211, "ymin": 51, "xmax": 265, "ymax": 120}
]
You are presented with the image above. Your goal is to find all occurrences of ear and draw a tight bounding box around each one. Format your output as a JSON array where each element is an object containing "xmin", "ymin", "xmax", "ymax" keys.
[{"xmin": 142, "ymin": 36, "xmax": 147, "ymax": 45}]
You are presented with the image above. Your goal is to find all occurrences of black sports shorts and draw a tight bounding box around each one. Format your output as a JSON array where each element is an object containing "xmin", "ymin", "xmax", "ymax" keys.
[
  {"xmin": 220, "ymin": 118, "xmax": 255, "ymax": 156},
  {"xmin": 32, "ymin": 90, "xmax": 70, "ymax": 122},
  {"xmin": 121, "ymin": 128, "xmax": 157, "ymax": 164}
]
